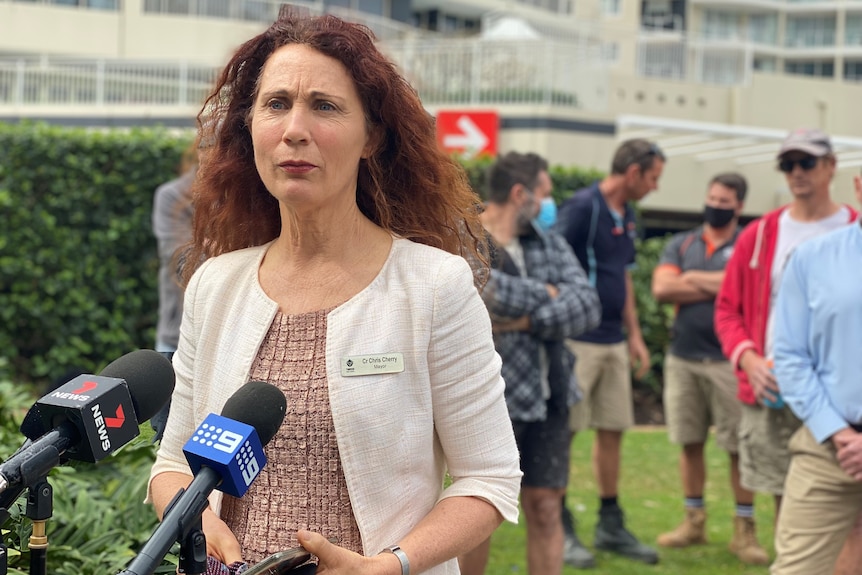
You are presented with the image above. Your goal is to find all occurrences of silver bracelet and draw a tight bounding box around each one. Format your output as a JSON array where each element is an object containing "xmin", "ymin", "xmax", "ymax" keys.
[{"xmin": 380, "ymin": 544, "xmax": 410, "ymax": 575}]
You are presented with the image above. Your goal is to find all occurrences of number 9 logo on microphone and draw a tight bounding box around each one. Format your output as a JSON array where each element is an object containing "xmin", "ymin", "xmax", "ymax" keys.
[{"xmin": 183, "ymin": 414, "xmax": 267, "ymax": 497}]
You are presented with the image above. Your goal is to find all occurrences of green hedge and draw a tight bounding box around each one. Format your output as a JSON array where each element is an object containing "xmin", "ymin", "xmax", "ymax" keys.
[
  {"xmin": 0, "ymin": 126, "xmax": 672, "ymax": 396},
  {"xmin": 0, "ymin": 122, "xmax": 191, "ymax": 385}
]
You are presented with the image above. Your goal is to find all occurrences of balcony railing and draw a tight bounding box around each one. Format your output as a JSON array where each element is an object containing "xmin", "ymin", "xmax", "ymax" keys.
[
  {"xmin": 0, "ymin": 37, "xmax": 608, "ymax": 110},
  {"xmin": 0, "ymin": 58, "xmax": 218, "ymax": 107},
  {"xmin": 384, "ymin": 37, "xmax": 606, "ymax": 109}
]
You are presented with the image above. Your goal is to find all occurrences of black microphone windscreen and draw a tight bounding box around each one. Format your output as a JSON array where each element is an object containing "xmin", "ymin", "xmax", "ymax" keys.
[
  {"xmin": 220, "ymin": 381, "xmax": 286, "ymax": 446},
  {"xmin": 100, "ymin": 350, "xmax": 176, "ymax": 423},
  {"xmin": 19, "ymin": 404, "xmax": 45, "ymax": 440}
]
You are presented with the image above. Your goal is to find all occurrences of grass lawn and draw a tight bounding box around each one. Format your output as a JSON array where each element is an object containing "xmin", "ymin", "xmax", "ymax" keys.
[{"xmin": 486, "ymin": 427, "xmax": 777, "ymax": 574}]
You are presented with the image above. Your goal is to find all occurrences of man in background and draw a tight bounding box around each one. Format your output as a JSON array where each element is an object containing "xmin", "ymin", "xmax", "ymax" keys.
[
  {"xmin": 458, "ymin": 151, "xmax": 600, "ymax": 575},
  {"xmin": 715, "ymin": 128, "xmax": 860, "ymax": 565},
  {"xmin": 769, "ymin": 171, "xmax": 862, "ymax": 575},
  {"xmin": 652, "ymin": 173, "xmax": 768, "ymax": 564},
  {"xmin": 554, "ymin": 139, "xmax": 663, "ymax": 568}
]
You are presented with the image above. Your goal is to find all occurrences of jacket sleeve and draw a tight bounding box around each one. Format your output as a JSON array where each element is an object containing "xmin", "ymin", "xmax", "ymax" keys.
[
  {"xmin": 528, "ymin": 233, "xmax": 601, "ymax": 341},
  {"xmin": 430, "ymin": 256, "xmax": 522, "ymax": 524},
  {"xmin": 714, "ymin": 224, "xmax": 758, "ymax": 367},
  {"xmin": 482, "ymin": 270, "xmax": 552, "ymax": 320},
  {"xmin": 773, "ymin": 250, "xmax": 846, "ymax": 443}
]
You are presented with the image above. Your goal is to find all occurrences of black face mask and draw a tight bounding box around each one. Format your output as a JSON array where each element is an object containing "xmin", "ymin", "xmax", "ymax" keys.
[{"xmin": 703, "ymin": 205, "xmax": 736, "ymax": 229}]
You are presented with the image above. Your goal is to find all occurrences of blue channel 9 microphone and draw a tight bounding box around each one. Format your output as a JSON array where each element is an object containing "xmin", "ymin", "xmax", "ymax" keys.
[
  {"xmin": 120, "ymin": 381, "xmax": 287, "ymax": 575},
  {"xmin": 0, "ymin": 350, "xmax": 175, "ymax": 503}
]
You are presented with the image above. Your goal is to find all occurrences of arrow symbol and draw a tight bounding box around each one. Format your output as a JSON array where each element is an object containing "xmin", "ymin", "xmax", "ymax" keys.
[
  {"xmin": 443, "ymin": 116, "xmax": 489, "ymax": 160},
  {"xmin": 105, "ymin": 404, "xmax": 126, "ymax": 428}
]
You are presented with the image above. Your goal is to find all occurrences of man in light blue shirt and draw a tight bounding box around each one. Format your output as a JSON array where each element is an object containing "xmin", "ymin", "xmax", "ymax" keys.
[{"xmin": 771, "ymin": 182, "xmax": 862, "ymax": 575}]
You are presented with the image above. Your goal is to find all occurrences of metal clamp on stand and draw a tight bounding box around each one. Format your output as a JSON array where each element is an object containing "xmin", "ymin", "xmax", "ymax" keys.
[
  {"xmin": 26, "ymin": 478, "xmax": 52, "ymax": 575},
  {"xmin": 177, "ymin": 516, "xmax": 207, "ymax": 575}
]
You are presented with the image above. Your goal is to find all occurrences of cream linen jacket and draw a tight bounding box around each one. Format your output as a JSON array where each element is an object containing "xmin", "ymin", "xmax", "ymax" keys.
[{"xmin": 148, "ymin": 238, "xmax": 522, "ymax": 574}]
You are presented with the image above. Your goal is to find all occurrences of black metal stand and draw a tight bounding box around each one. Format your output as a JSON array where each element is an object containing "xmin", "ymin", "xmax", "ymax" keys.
[
  {"xmin": 177, "ymin": 518, "xmax": 207, "ymax": 575},
  {"xmin": 0, "ymin": 475, "xmax": 52, "ymax": 575},
  {"xmin": 26, "ymin": 478, "xmax": 52, "ymax": 575},
  {"xmin": 1, "ymin": 487, "xmax": 23, "ymax": 575}
]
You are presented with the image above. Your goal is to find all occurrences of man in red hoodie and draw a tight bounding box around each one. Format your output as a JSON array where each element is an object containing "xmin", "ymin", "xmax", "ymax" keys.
[{"xmin": 715, "ymin": 128, "xmax": 860, "ymax": 566}]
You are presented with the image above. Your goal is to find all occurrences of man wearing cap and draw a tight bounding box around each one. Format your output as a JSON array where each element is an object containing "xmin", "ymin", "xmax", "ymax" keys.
[
  {"xmin": 715, "ymin": 128, "xmax": 859, "ymax": 561},
  {"xmin": 768, "ymin": 157, "xmax": 862, "ymax": 575}
]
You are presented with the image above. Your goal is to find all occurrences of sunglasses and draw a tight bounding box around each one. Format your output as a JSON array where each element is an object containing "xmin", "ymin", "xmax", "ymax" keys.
[{"xmin": 778, "ymin": 156, "xmax": 818, "ymax": 173}]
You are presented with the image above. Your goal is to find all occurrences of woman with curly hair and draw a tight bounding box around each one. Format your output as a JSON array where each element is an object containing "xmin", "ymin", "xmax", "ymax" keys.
[{"xmin": 148, "ymin": 7, "xmax": 521, "ymax": 575}]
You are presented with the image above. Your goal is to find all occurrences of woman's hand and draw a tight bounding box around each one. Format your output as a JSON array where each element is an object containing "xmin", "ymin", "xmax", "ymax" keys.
[
  {"xmin": 202, "ymin": 508, "xmax": 243, "ymax": 565},
  {"xmin": 297, "ymin": 530, "xmax": 399, "ymax": 575}
]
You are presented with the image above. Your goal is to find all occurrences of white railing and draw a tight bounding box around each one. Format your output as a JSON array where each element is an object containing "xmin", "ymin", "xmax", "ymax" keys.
[
  {"xmin": 0, "ymin": 58, "xmax": 218, "ymax": 107},
  {"xmin": 384, "ymin": 37, "xmax": 606, "ymax": 109},
  {"xmin": 0, "ymin": 35, "xmax": 607, "ymax": 110}
]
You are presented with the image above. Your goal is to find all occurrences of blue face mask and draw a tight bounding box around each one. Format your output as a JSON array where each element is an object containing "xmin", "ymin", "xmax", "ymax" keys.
[{"xmin": 534, "ymin": 197, "xmax": 557, "ymax": 231}]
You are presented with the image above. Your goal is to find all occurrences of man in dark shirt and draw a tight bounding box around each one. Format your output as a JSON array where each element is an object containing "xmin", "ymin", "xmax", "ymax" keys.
[
  {"xmin": 553, "ymin": 139, "xmax": 663, "ymax": 567},
  {"xmin": 651, "ymin": 173, "xmax": 768, "ymax": 564}
]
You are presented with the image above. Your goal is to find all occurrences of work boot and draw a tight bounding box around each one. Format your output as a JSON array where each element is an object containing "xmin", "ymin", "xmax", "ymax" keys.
[
  {"xmin": 657, "ymin": 507, "xmax": 707, "ymax": 547},
  {"xmin": 562, "ymin": 503, "xmax": 596, "ymax": 568},
  {"xmin": 563, "ymin": 531, "xmax": 596, "ymax": 569},
  {"xmin": 729, "ymin": 516, "xmax": 769, "ymax": 565},
  {"xmin": 594, "ymin": 505, "xmax": 659, "ymax": 564}
]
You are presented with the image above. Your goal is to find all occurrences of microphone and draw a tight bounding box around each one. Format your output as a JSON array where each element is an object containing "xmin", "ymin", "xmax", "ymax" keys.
[
  {"xmin": 120, "ymin": 381, "xmax": 286, "ymax": 575},
  {"xmin": 0, "ymin": 350, "xmax": 176, "ymax": 499}
]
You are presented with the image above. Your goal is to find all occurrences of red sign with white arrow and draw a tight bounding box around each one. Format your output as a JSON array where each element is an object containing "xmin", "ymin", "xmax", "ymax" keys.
[{"xmin": 436, "ymin": 110, "xmax": 498, "ymax": 160}]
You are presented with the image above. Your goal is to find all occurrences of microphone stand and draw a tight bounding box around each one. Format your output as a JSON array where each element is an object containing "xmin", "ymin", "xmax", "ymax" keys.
[
  {"xmin": 119, "ymin": 486, "xmax": 208, "ymax": 575},
  {"xmin": 26, "ymin": 477, "xmax": 52, "ymax": 575},
  {"xmin": 0, "ymin": 474, "xmax": 52, "ymax": 575}
]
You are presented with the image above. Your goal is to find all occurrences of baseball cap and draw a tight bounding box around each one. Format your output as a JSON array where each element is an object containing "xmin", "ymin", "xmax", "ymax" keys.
[{"xmin": 777, "ymin": 128, "xmax": 832, "ymax": 158}]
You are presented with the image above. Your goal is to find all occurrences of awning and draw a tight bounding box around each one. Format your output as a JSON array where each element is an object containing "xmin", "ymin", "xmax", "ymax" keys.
[{"xmin": 617, "ymin": 114, "xmax": 862, "ymax": 169}]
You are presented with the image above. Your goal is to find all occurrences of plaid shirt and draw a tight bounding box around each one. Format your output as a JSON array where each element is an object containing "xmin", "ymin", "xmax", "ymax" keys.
[{"xmin": 482, "ymin": 225, "xmax": 601, "ymax": 422}]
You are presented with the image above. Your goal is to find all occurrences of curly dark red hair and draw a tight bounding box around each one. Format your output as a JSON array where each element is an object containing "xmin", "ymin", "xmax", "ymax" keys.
[{"xmin": 184, "ymin": 5, "xmax": 487, "ymax": 284}]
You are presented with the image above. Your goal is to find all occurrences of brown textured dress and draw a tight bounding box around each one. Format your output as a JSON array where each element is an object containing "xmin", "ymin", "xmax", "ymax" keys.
[{"xmin": 220, "ymin": 309, "xmax": 363, "ymax": 565}]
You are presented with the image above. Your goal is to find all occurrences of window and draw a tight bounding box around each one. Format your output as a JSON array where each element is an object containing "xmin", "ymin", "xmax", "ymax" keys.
[
  {"xmin": 785, "ymin": 59, "xmax": 835, "ymax": 78},
  {"xmin": 602, "ymin": 41, "xmax": 620, "ymax": 65},
  {"xmin": 846, "ymin": 15, "xmax": 862, "ymax": 46},
  {"xmin": 754, "ymin": 57, "xmax": 777, "ymax": 72},
  {"xmin": 844, "ymin": 60, "xmax": 862, "ymax": 81},
  {"xmin": 357, "ymin": 0, "xmax": 384, "ymax": 16},
  {"xmin": 602, "ymin": 0, "xmax": 621, "ymax": 16},
  {"xmin": 786, "ymin": 15, "xmax": 836, "ymax": 47},
  {"xmin": 747, "ymin": 13, "xmax": 777, "ymax": 45},
  {"xmin": 702, "ymin": 10, "xmax": 742, "ymax": 41}
]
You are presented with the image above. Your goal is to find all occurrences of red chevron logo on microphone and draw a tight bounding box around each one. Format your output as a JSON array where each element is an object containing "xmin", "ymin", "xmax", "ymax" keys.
[
  {"xmin": 105, "ymin": 404, "xmax": 126, "ymax": 428},
  {"xmin": 72, "ymin": 380, "xmax": 98, "ymax": 395}
]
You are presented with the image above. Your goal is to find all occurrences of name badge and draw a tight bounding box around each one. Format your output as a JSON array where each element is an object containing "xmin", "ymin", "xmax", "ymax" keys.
[{"xmin": 341, "ymin": 353, "xmax": 405, "ymax": 377}]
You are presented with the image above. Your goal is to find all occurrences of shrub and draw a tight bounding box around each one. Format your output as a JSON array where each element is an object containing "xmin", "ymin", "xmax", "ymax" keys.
[{"xmin": 0, "ymin": 122, "xmax": 191, "ymax": 386}]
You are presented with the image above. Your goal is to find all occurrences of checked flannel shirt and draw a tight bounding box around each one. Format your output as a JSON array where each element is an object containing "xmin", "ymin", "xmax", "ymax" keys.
[{"xmin": 482, "ymin": 224, "xmax": 601, "ymax": 423}]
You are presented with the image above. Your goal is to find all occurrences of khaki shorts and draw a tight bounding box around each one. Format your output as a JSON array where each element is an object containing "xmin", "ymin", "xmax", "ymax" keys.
[
  {"xmin": 566, "ymin": 340, "xmax": 634, "ymax": 432},
  {"xmin": 663, "ymin": 354, "xmax": 740, "ymax": 452},
  {"xmin": 772, "ymin": 426, "xmax": 862, "ymax": 575},
  {"xmin": 738, "ymin": 402, "xmax": 801, "ymax": 495}
]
